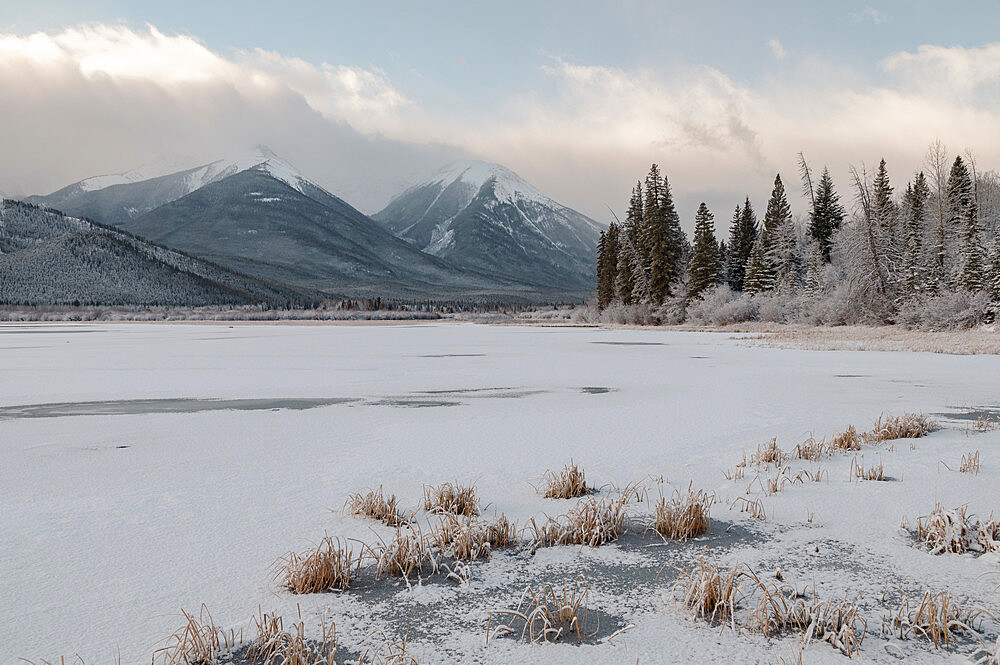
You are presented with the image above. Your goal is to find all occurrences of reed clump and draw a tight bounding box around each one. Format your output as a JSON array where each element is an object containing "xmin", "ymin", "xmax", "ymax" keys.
[
  {"xmin": 829, "ymin": 425, "xmax": 861, "ymax": 452},
  {"xmin": 862, "ymin": 413, "xmax": 936, "ymax": 445},
  {"xmin": 651, "ymin": 486, "xmax": 713, "ymax": 541},
  {"xmin": 529, "ymin": 496, "xmax": 627, "ymax": 547},
  {"xmin": 345, "ymin": 486, "xmax": 411, "ymax": 526},
  {"xmin": 850, "ymin": 456, "xmax": 886, "ymax": 481},
  {"xmin": 541, "ymin": 460, "xmax": 588, "ymax": 499},
  {"xmin": 960, "ymin": 450, "xmax": 981, "ymax": 475},
  {"xmin": 487, "ymin": 576, "xmax": 595, "ymax": 644},
  {"xmin": 275, "ymin": 536, "xmax": 355, "ymax": 594},
  {"xmin": 916, "ymin": 504, "xmax": 1000, "ymax": 555},
  {"xmin": 248, "ymin": 608, "xmax": 337, "ymax": 665},
  {"xmin": 882, "ymin": 590, "xmax": 982, "ymax": 649},
  {"xmin": 422, "ymin": 482, "xmax": 479, "ymax": 517},
  {"xmin": 152, "ymin": 605, "xmax": 235, "ymax": 665}
]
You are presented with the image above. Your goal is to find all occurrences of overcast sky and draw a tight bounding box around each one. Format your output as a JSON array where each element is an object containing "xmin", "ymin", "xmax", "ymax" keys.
[{"xmin": 2, "ymin": 0, "xmax": 1000, "ymax": 228}]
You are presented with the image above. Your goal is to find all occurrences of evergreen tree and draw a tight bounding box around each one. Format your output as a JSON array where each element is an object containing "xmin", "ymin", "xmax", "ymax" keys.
[
  {"xmin": 804, "ymin": 241, "xmax": 824, "ymax": 296},
  {"xmin": 949, "ymin": 156, "xmax": 986, "ymax": 290},
  {"xmin": 718, "ymin": 239, "xmax": 729, "ymax": 285},
  {"xmin": 727, "ymin": 198, "xmax": 758, "ymax": 291},
  {"xmin": 596, "ymin": 223, "xmax": 620, "ymax": 308},
  {"xmin": 902, "ymin": 173, "xmax": 930, "ymax": 295},
  {"xmin": 615, "ymin": 183, "xmax": 643, "ymax": 303},
  {"xmin": 643, "ymin": 166, "xmax": 684, "ymax": 302},
  {"xmin": 687, "ymin": 203, "xmax": 721, "ymax": 299},
  {"xmin": 808, "ymin": 168, "xmax": 846, "ymax": 262},
  {"xmin": 989, "ymin": 234, "xmax": 1000, "ymax": 305},
  {"xmin": 743, "ymin": 235, "xmax": 773, "ymax": 294},
  {"xmin": 762, "ymin": 174, "xmax": 796, "ymax": 289}
]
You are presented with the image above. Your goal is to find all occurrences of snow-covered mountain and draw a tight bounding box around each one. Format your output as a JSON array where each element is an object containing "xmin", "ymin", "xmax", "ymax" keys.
[
  {"xmin": 373, "ymin": 160, "xmax": 604, "ymax": 289},
  {"xmin": 117, "ymin": 164, "xmax": 528, "ymax": 299},
  {"xmin": 26, "ymin": 146, "xmax": 312, "ymax": 227}
]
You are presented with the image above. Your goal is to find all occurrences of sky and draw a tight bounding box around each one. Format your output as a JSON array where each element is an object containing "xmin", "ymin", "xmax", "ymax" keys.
[{"xmin": 2, "ymin": 0, "xmax": 1000, "ymax": 228}]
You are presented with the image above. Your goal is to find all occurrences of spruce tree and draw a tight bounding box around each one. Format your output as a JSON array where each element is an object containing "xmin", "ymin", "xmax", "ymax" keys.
[
  {"xmin": 762, "ymin": 174, "xmax": 796, "ymax": 289},
  {"xmin": 726, "ymin": 198, "xmax": 758, "ymax": 291},
  {"xmin": 804, "ymin": 241, "xmax": 824, "ymax": 296},
  {"xmin": 949, "ymin": 156, "xmax": 986, "ymax": 290},
  {"xmin": 615, "ymin": 183, "xmax": 643, "ymax": 303},
  {"xmin": 687, "ymin": 203, "xmax": 721, "ymax": 299},
  {"xmin": 743, "ymin": 235, "xmax": 773, "ymax": 294},
  {"xmin": 989, "ymin": 234, "xmax": 1000, "ymax": 305},
  {"xmin": 596, "ymin": 229, "xmax": 608, "ymax": 304},
  {"xmin": 596, "ymin": 223, "xmax": 620, "ymax": 308},
  {"xmin": 902, "ymin": 173, "xmax": 930, "ymax": 296},
  {"xmin": 644, "ymin": 167, "xmax": 684, "ymax": 302},
  {"xmin": 808, "ymin": 168, "xmax": 846, "ymax": 262}
]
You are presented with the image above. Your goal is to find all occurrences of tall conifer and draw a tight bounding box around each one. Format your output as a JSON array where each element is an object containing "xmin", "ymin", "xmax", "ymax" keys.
[{"xmin": 687, "ymin": 203, "xmax": 721, "ymax": 299}]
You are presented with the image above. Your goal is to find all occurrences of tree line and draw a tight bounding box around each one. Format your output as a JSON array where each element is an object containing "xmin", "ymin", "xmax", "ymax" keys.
[{"xmin": 595, "ymin": 142, "xmax": 1000, "ymax": 323}]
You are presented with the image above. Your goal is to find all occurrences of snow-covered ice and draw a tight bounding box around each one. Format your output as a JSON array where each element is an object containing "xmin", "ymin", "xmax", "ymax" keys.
[{"xmin": 1, "ymin": 322, "xmax": 998, "ymax": 664}]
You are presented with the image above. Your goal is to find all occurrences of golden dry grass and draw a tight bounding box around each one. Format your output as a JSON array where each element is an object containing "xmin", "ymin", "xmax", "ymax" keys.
[
  {"xmin": 651, "ymin": 486, "xmax": 713, "ymax": 541},
  {"xmin": 794, "ymin": 435, "xmax": 827, "ymax": 461},
  {"xmin": 670, "ymin": 556, "xmax": 741, "ymax": 628},
  {"xmin": 274, "ymin": 536, "xmax": 355, "ymax": 594},
  {"xmin": 961, "ymin": 450, "xmax": 982, "ymax": 475},
  {"xmin": 850, "ymin": 456, "xmax": 886, "ymax": 481},
  {"xmin": 428, "ymin": 513, "xmax": 492, "ymax": 562},
  {"xmin": 915, "ymin": 504, "xmax": 1000, "ymax": 555},
  {"xmin": 969, "ymin": 414, "xmax": 1000, "ymax": 433},
  {"xmin": 248, "ymin": 608, "xmax": 337, "ymax": 665},
  {"xmin": 152, "ymin": 605, "xmax": 236, "ymax": 665},
  {"xmin": 738, "ymin": 326, "xmax": 1000, "ymax": 355},
  {"xmin": 356, "ymin": 631, "xmax": 422, "ymax": 665},
  {"xmin": 345, "ymin": 486, "xmax": 411, "ymax": 526},
  {"xmin": 369, "ymin": 525, "xmax": 439, "ymax": 580},
  {"xmin": 487, "ymin": 576, "xmax": 595, "ymax": 644},
  {"xmin": 528, "ymin": 496, "xmax": 627, "ymax": 547},
  {"xmin": 882, "ymin": 590, "xmax": 982, "ymax": 649},
  {"xmin": 732, "ymin": 496, "xmax": 767, "ymax": 520},
  {"xmin": 484, "ymin": 513, "xmax": 518, "ymax": 549},
  {"xmin": 862, "ymin": 413, "xmax": 937, "ymax": 445},
  {"xmin": 541, "ymin": 460, "xmax": 588, "ymax": 499},
  {"xmin": 750, "ymin": 438, "xmax": 787, "ymax": 468},
  {"xmin": 829, "ymin": 425, "xmax": 861, "ymax": 452},
  {"xmin": 422, "ymin": 482, "xmax": 479, "ymax": 517}
]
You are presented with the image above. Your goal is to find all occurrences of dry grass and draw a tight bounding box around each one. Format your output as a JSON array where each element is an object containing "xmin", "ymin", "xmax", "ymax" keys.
[
  {"xmin": 722, "ymin": 464, "xmax": 746, "ymax": 481},
  {"xmin": 961, "ymin": 450, "xmax": 982, "ymax": 474},
  {"xmin": 541, "ymin": 460, "xmax": 588, "ymax": 499},
  {"xmin": 829, "ymin": 425, "xmax": 860, "ymax": 452},
  {"xmin": 973, "ymin": 637, "xmax": 1000, "ymax": 664},
  {"xmin": 356, "ymin": 631, "xmax": 421, "ymax": 665},
  {"xmin": 651, "ymin": 486, "xmax": 713, "ymax": 541},
  {"xmin": 794, "ymin": 435, "xmax": 827, "ymax": 461},
  {"xmin": 487, "ymin": 576, "xmax": 595, "ymax": 644},
  {"xmin": 862, "ymin": 413, "xmax": 936, "ymax": 445},
  {"xmin": 248, "ymin": 608, "xmax": 337, "ymax": 665},
  {"xmin": 738, "ymin": 326, "xmax": 1000, "ymax": 355},
  {"xmin": 484, "ymin": 513, "xmax": 518, "ymax": 549},
  {"xmin": 428, "ymin": 513, "xmax": 491, "ymax": 562},
  {"xmin": 916, "ymin": 504, "xmax": 1000, "ymax": 555},
  {"xmin": 750, "ymin": 438, "xmax": 787, "ymax": 468},
  {"xmin": 670, "ymin": 556, "xmax": 741, "ymax": 629},
  {"xmin": 152, "ymin": 606, "xmax": 236, "ymax": 665},
  {"xmin": 369, "ymin": 525, "xmax": 439, "ymax": 580},
  {"xmin": 732, "ymin": 496, "xmax": 767, "ymax": 520},
  {"xmin": 850, "ymin": 456, "xmax": 886, "ymax": 481},
  {"xmin": 345, "ymin": 486, "xmax": 411, "ymax": 526},
  {"xmin": 969, "ymin": 414, "xmax": 1000, "ymax": 433},
  {"xmin": 797, "ymin": 596, "xmax": 868, "ymax": 656},
  {"xmin": 529, "ymin": 496, "xmax": 627, "ymax": 547},
  {"xmin": 275, "ymin": 536, "xmax": 355, "ymax": 594},
  {"xmin": 422, "ymin": 482, "xmax": 479, "ymax": 516},
  {"xmin": 882, "ymin": 590, "xmax": 982, "ymax": 649}
]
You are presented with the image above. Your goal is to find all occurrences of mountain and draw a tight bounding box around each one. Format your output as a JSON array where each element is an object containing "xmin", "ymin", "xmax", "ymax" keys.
[
  {"xmin": 26, "ymin": 146, "xmax": 305, "ymax": 228},
  {"xmin": 373, "ymin": 160, "xmax": 604, "ymax": 290},
  {"xmin": 117, "ymin": 164, "xmax": 528, "ymax": 300},
  {"xmin": 0, "ymin": 200, "xmax": 312, "ymax": 306}
]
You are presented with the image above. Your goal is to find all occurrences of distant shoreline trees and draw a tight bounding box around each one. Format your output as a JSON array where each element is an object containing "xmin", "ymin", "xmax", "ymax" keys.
[{"xmin": 595, "ymin": 143, "xmax": 1000, "ymax": 327}]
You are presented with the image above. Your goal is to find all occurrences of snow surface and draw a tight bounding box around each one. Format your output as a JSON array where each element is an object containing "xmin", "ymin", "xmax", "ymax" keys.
[
  {"xmin": 1, "ymin": 323, "xmax": 998, "ymax": 665},
  {"xmin": 429, "ymin": 160, "xmax": 550, "ymax": 207}
]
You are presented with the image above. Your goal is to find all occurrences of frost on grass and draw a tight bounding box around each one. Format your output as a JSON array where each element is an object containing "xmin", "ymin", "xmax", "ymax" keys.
[
  {"xmin": 274, "ymin": 536, "xmax": 356, "ymax": 594},
  {"xmin": 528, "ymin": 496, "xmax": 627, "ymax": 547},
  {"xmin": 422, "ymin": 482, "xmax": 479, "ymax": 517},
  {"xmin": 541, "ymin": 460, "xmax": 588, "ymax": 499},
  {"xmin": 152, "ymin": 605, "xmax": 237, "ymax": 665},
  {"xmin": 487, "ymin": 576, "xmax": 596, "ymax": 644},
  {"xmin": 882, "ymin": 590, "xmax": 983, "ymax": 649},
  {"xmin": 861, "ymin": 413, "xmax": 937, "ymax": 445},
  {"xmin": 915, "ymin": 504, "xmax": 1000, "ymax": 555},
  {"xmin": 650, "ymin": 486, "xmax": 713, "ymax": 541},
  {"xmin": 248, "ymin": 608, "xmax": 337, "ymax": 665},
  {"xmin": 345, "ymin": 486, "xmax": 412, "ymax": 526}
]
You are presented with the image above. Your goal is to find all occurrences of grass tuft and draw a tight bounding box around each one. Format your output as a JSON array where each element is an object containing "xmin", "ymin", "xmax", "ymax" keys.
[
  {"xmin": 916, "ymin": 504, "xmax": 1000, "ymax": 555},
  {"xmin": 829, "ymin": 425, "xmax": 860, "ymax": 452},
  {"xmin": 487, "ymin": 576, "xmax": 595, "ymax": 644},
  {"xmin": 882, "ymin": 590, "xmax": 982, "ymax": 649},
  {"xmin": 422, "ymin": 482, "xmax": 479, "ymax": 517},
  {"xmin": 862, "ymin": 413, "xmax": 937, "ymax": 445},
  {"xmin": 529, "ymin": 496, "xmax": 627, "ymax": 547},
  {"xmin": 651, "ymin": 486, "xmax": 713, "ymax": 541},
  {"xmin": 152, "ymin": 605, "xmax": 235, "ymax": 665},
  {"xmin": 274, "ymin": 536, "xmax": 355, "ymax": 594},
  {"xmin": 850, "ymin": 456, "xmax": 886, "ymax": 481},
  {"xmin": 345, "ymin": 486, "xmax": 411, "ymax": 526},
  {"xmin": 248, "ymin": 608, "xmax": 337, "ymax": 665},
  {"xmin": 541, "ymin": 460, "xmax": 588, "ymax": 499},
  {"xmin": 670, "ymin": 556, "xmax": 741, "ymax": 628},
  {"xmin": 960, "ymin": 450, "xmax": 981, "ymax": 475},
  {"xmin": 369, "ymin": 525, "xmax": 439, "ymax": 581}
]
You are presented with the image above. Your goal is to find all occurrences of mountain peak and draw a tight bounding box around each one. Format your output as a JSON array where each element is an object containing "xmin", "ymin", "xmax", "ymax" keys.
[{"xmin": 430, "ymin": 159, "xmax": 547, "ymax": 205}]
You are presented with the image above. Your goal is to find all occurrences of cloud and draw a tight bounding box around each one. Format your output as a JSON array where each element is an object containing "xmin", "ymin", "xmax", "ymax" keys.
[
  {"xmin": 767, "ymin": 39, "xmax": 787, "ymax": 59},
  {"xmin": 2, "ymin": 22, "xmax": 1000, "ymax": 231},
  {"xmin": 850, "ymin": 7, "xmax": 890, "ymax": 24}
]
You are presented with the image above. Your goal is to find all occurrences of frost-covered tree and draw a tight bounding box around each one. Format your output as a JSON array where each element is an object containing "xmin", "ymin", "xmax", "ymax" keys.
[
  {"xmin": 924, "ymin": 140, "xmax": 951, "ymax": 292},
  {"xmin": 804, "ymin": 240, "xmax": 825, "ymax": 296},
  {"xmin": 596, "ymin": 223, "xmax": 620, "ymax": 308},
  {"xmin": 949, "ymin": 156, "xmax": 987, "ymax": 291},
  {"xmin": 808, "ymin": 167, "xmax": 846, "ymax": 262},
  {"xmin": 726, "ymin": 198, "xmax": 758, "ymax": 291},
  {"xmin": 762, "ymin": 174, "xmax": 796, "ymax": 289},
  {"xmin": 989, "ymin": 234, "xmax": 1000, "ymax": 304},
  {"xmin": 743, "ymin": 235, "xmax": 773, "ymax": 294},
  {"xmin": 687, "ymin": 203, "xmax": 721, "ymax": 299},
  {"xmin": 640, "ymin": 166, "xmax": 685, "ymax": 302},
  {"xmin": 901, "ymin": 172, "xmax": 930, "ymax": 296}
]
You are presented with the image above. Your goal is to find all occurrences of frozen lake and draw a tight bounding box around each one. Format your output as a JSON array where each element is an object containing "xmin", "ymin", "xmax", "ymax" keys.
[{"xmin": 1, "ymin": 322, "xmax": 998, "ymax": 664}]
